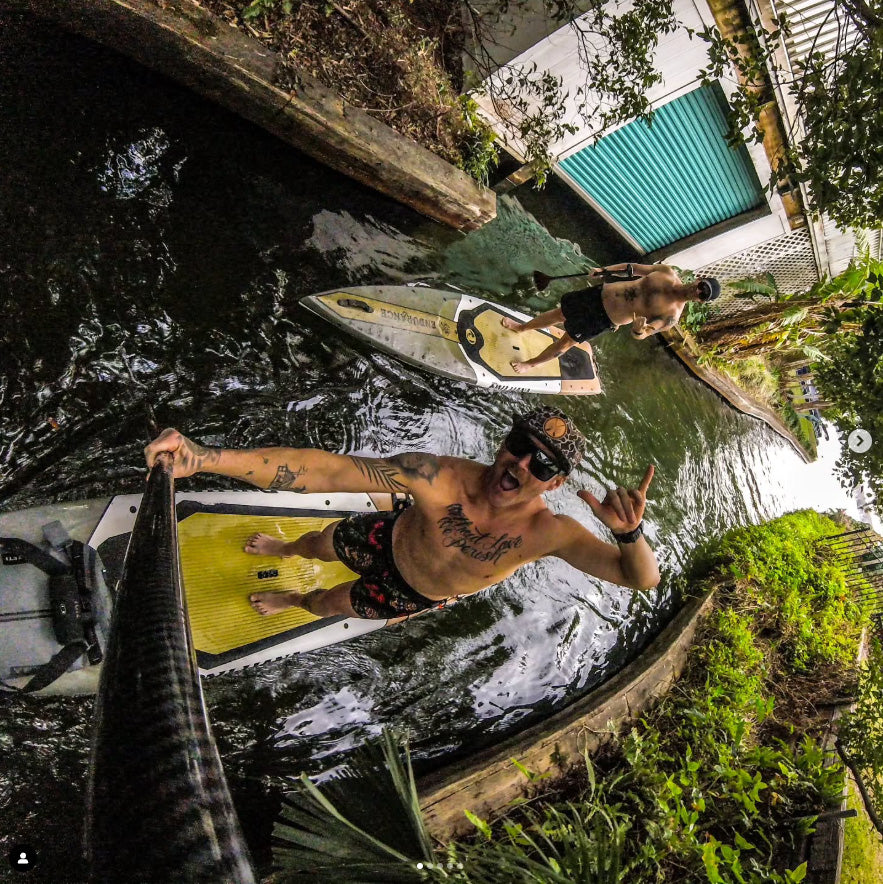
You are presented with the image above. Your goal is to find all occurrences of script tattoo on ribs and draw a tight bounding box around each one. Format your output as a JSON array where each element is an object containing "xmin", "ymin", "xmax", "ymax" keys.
[
  {"xmin": 437, "ymin": 504, "xmax": 523, "ymax": 564},
  {"xmin": 268, "ymin": 463, "xmax": 307, "ymax": 492}
]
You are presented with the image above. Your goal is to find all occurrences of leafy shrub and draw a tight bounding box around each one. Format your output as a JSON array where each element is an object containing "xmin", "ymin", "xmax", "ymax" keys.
[
  {"xmin": 682, "ymin": 300, "xmax": 711, "ymax": 333},
  {"xmin": 839, "ymin": 636, "xmax": 883, "ymax": 821},
  {"xmin": 441, "ymin": 512, "xmax": 864, "ymax": 882},
  {"xmin": 455, "ymin": 96, "xmax": 499, "ymax": 186}
]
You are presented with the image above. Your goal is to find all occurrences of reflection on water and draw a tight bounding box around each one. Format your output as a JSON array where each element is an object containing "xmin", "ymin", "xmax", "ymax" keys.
[{"xmin": 0, "ymin": 10, "xmax": 847, "ymax": 879}]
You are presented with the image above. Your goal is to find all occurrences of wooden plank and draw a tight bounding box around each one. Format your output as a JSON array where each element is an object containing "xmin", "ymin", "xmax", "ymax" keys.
[{"xmin": 15, "ymin": 0, "xmax": 496, "ymax": 231}]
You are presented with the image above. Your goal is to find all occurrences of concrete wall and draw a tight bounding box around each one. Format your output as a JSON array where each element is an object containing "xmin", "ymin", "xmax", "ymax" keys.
[
  {"xmin": 16, "ymin": 0, "xmax": 496, "ymax": 231},
  {"xmin": 417, "ymin": 589, "xmax": 715, "ymax": 838}
]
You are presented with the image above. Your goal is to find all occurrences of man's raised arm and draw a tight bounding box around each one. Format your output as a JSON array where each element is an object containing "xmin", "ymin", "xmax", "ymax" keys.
[
  {"xmin": 631, "ymin": 314, "xmax": 677, "ymax": 340},
  {"xmin": 144, "ymin": 428, "xmax": 441, "ymax": 495},
  {"xmin": 552, "ymin": 465, "xmax": 660, "ymax": 591},
  {"xmin": 594, "ymin": 262, "xmax": 669, "ymax": 278}
]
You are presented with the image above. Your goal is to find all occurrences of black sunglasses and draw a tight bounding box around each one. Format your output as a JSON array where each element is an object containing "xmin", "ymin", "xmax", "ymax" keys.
[{"xmin": 503, "ymin": 429, "xmax": 564, "ymax": 482}]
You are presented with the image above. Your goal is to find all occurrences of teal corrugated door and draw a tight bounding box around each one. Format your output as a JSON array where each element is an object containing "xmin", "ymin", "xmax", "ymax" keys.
[{"xmin": 559, "ymin": 84, "xmax": 764, "ymax": 252}]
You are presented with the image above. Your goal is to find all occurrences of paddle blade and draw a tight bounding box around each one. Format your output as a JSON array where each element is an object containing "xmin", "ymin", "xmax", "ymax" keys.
[{"xmin": 532, "ymin": 270, "xmax": 553, "ymax": 291}]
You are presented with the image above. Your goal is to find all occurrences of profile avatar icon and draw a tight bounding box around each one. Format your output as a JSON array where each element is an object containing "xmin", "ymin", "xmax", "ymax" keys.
[{"xmin": 7, "ymin": 844, "xmax": 35, "ymax": 872}]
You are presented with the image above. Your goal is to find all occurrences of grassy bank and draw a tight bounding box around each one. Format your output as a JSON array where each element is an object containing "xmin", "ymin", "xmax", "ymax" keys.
[
  {"xmin": 676, "ymin": 320, "xmax": 818, "ymax": 459},
  {"xmin": 441, "ymin": 511, "xmax": 864, "ymax": 882},
  {"xmin": 275, "ymin": 510, "xmax": 874, "ymax": 882},
  {"xmin": 842, "ymin": 774, "xmax": 883, "ymax": 883}
]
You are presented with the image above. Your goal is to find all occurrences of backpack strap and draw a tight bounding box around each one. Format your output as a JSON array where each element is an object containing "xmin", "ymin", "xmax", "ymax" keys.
[
  {"xmin": 1, "ymin": 537, "xmax": 69, "ymax": 576},
  {"xmin": 1, "ymin": 530, "xmax": 102, "ymax": 694},
  {"xmin": 0, "ymin": 640, "xmax": 89, "ymax": 695}
]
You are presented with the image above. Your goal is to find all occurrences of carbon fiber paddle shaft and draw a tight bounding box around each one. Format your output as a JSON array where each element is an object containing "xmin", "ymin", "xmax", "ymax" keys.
[{"xmin": 86, "ymin": 455, "xmax": 256, "ymax": 883}]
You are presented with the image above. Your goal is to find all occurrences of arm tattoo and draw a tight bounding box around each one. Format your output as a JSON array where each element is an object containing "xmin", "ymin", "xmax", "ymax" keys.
[
  {"xmin": 184, "ymin": 441, "xmax": 221, "ymax": 473},
  {"xmin": 268, "ymin": 463, "xmax": 307, "ymax": 492},
  {"xmin": 437, "ymin": 504, "xmax": 523, "ymax": 564},
  {"xmin": 349, "ymin": 457, "xmax": 409, "ymax": 492},
  {"xmin": 388, "ymin": 452, "xmax": 441, "ymax": 484}
]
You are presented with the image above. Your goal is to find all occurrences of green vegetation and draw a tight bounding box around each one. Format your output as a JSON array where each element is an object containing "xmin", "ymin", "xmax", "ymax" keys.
[
  {"xmin": 841, "ymin": 775, "xmax": 883, "ymax": 884},
  {"xmin": 690, "ymin": 348, "xmax": 817, "ymax": 458},
  {"xmin": 685, "ymin": 255, "xmax": 883, "ymax": 466},
  {"xmin": 839, "ymin": 635, "xmax": 883, "ymax": 823},
  {"xmin": 273, "ymin": 512, "xmax": 871, "ymax": 883},
  {"xmin": 682, "ymin": 300, "xmax": 712, "ymax": 335},
  {"xmin": 196, "ymin": 0, "xmax": 883, "ymax": 213},
  {"xmin": 199, "ymin": 0, "xmax": 501, "ymax": 178},
  {"xmin": 779, "ymin": 400, "xmax": 819, "ymax": 461},
  {"xmin": 455, "ymin": 95, "xmax": 499, "ymax": 186},
  {"xmin": 815, "ymin": 308, "xmax": 883, "ymax": 514}
]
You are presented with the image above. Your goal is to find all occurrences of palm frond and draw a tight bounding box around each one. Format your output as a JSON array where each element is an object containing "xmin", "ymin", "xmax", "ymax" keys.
[
  {"xmin": 273, "ymin": 728, "xmax": 434, "ymax": 883},
  {"xmin": 729, "ymin": 273, "xmax": 779, "ymax": 299}
]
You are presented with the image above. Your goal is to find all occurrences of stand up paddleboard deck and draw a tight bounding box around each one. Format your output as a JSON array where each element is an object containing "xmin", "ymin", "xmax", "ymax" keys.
[
  {"xmin": 1, "ymin": 490, "xmax": 410, "ymax": 695},
  {"xmin": 300, "ymin": 285, "xmax": 602, "ymax": 395}
]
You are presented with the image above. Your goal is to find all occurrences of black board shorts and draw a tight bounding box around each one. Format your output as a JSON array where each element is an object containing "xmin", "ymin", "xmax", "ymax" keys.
[
  {"xmin": 560, "ymin": 284, "xmax": 615, "ymax": 343},
  {"xmin": 332, "ymin": 505, "xmax": 446, "ymax": 619}
]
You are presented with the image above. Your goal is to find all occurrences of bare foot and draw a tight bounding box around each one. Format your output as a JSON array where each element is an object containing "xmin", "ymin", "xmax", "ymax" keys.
[
  {"xmin": 244, "ymin": 533, "xmax": 292, "ymax": 557},
  {"xmin": 510, "ymin": 360, "xmax": 532, "ymax": 374},
  {"xmin": 501, "ymin": 316, "xmax": 524, "ymax": 332},
  {"xmin": 249, "ymin": 591, "xmax": 300, "ymax": 616}
]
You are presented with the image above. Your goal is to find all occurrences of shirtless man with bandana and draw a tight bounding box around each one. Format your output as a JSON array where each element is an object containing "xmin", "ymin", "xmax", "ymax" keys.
[
  {"xmin": 503, "ymin": 263, "xmax": 721, "ymax": 373},
  {"xmin": 144, "ymin": 408, "xmax": 659, "ymax": 621}
]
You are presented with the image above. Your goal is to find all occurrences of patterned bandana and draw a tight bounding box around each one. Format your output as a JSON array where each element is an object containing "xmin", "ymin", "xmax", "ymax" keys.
[{"xmin": 513, "ymin": 407, "xmax": 586, "ymax": 474}]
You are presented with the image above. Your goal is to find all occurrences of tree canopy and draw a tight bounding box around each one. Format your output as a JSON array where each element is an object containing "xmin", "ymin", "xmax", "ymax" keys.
[
  {"xmin": 814, "ymin": 266, "xmax": 883, "ymax": 508},
  {"xmin": 668, "ymin": 0, "xmax": 883, "ymax": 229}
]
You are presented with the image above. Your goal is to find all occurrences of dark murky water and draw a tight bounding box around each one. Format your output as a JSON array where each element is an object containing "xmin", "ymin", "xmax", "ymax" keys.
[{"xmin": 0, "ymin": 11, "xmax": 850, "ymax": 880}]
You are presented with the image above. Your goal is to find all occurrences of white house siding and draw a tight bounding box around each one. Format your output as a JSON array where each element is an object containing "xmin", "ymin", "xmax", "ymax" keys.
[
  {"xmin": 755, "ymin": 0, "xmax": 868, "ymax": 279},
  {"xmin": 475, "ymin": 0, "xmax": 721, "ymax": 160},
  {"xmin": 475, "ymin": 0, "xmax": 791, "ymax": 261}
]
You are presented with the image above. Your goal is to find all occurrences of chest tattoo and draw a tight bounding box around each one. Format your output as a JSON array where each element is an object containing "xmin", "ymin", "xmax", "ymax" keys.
[{"xmin": 437, "ymin": 504, "xmax": 523, "ymax": 564}]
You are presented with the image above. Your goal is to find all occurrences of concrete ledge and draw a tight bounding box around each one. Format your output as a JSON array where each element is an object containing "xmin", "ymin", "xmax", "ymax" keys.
[
  {"xmin": 661, "ymin": 328, "xmax": 811, "ymax": 463},
  {"xmin": 14, "ymin": 0, "xmax": 496, "ymax": 231},
  {"xmin": 416, "ymin": 589, "xmax": 715, "ymax": 839}
]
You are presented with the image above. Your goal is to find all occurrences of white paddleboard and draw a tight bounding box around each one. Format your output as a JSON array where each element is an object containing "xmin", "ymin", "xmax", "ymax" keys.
[
  {"xmin": 1, "ymin": 489, "xmax": 411, "ymax": 694},
  {"xmin": 300, "ymin": 285, "xmax": 602, "ymax": 395}
]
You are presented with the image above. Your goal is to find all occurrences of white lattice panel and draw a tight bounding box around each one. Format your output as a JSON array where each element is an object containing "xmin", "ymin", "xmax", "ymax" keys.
[{"xmin": 695, "ymin": 228, "xmax": 819, "ymax": 318}]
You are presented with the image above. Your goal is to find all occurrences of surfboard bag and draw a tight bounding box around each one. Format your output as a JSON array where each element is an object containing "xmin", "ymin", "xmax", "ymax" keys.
[{"xmin": 1, "ymin": 524, "xmax": 103, "ymax": 694}]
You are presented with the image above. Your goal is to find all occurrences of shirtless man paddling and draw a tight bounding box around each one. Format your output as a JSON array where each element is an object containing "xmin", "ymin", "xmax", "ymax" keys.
[
  {"xmin": 502, "ymin": 263, "xmax": 720, "ymax": 372},
  {"xmin": 144, "ymin": 408, "xmax": 659, "ymax": 622}
]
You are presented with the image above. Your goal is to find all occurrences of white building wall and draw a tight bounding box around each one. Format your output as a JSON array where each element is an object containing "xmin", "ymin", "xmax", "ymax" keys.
[
  {"xmin": 475, "ymin": 0, "xmax": 794, "ymax": 265},
  {"xmin": 476, "ymin": 0, "xmax": 720, "ymax": 161}
]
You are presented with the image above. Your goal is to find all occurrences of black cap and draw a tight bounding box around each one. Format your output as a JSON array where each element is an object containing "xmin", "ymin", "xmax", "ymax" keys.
[{"xmin": 697, "ymin": 277, "xmax": 721, "ymax": 301}]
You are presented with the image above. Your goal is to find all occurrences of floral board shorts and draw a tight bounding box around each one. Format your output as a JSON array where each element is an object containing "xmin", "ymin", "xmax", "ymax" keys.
[{"xmin": 332, "ymin": 504, "xmax": 447, "ymax": 620}]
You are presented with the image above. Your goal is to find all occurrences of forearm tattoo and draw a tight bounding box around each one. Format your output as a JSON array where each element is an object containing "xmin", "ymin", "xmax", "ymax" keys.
[
  {"xmin": 182, "ymin": 441, "xmax": 221, "ymax": 474},
  {"xmin": 437, "ymin": 504, "xmax": 523, "ymax": 564},
  {"xmin": 268, "ymin": 463, "xmax": 307, "ymax": 492}
]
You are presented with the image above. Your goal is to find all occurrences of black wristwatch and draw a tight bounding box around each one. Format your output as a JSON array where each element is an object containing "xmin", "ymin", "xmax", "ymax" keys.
[{"xmin": 613, "ymin": 522, "xmax": 644, "ymax": 544}]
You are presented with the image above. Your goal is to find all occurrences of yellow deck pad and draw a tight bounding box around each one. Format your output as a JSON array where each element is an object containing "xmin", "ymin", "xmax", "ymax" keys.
[
  {"xmin": 179, "ymin": 512, "xmax": 358, "ymax": 656},
  {"xmin": 474, "ymin": 307, "xmax": 563, "ymax": 378}
]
